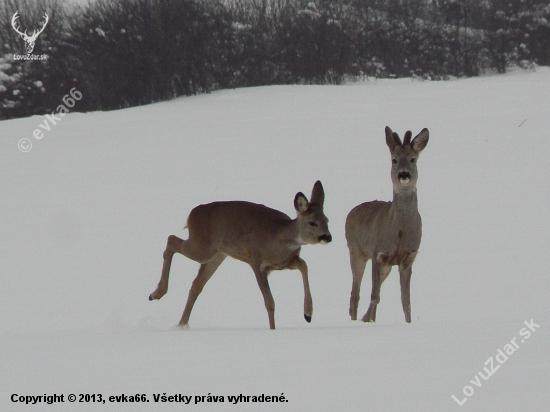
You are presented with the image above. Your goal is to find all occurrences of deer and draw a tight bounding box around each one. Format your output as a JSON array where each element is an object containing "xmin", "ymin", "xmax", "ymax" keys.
[
  {"xmin": 11, "ymin": 11, "xmax": 49, "ymax": 54},
  {"xmin": 149, "ymin": 181, "xmax": 331, "ymax": 330},
  {"xmin": 346, "ymin": 126, "xmax": 429, "ymax": 323}
]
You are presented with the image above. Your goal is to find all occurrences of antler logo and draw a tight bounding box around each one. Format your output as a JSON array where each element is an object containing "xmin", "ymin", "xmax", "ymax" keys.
[{"xmin": 11, "ymin": 11, "xmax": 49, "ymax": 54}]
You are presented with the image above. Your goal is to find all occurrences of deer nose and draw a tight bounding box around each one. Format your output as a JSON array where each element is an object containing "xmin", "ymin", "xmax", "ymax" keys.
[
  {"xmin": 398, "ymin": 171, "xmax": 411, "ymax": 180},
  {"xmin": 319, "ymin": 234, "xmax": 332, "ymax": 243}
]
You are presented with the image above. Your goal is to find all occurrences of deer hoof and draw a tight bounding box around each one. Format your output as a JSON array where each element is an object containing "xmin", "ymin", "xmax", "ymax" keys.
[
  {"xmin": 304, "ymin": 314, "xmax": 312, "ymax": 323},
  {"xmin": 148, "ymin": 294, "xmax": 154, "ymax": 301}
]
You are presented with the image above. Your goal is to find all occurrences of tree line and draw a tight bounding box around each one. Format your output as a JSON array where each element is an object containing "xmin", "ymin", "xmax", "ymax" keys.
[{"xmin": 1, "ymin": 0, "xmax": 549, "ymax": 119}]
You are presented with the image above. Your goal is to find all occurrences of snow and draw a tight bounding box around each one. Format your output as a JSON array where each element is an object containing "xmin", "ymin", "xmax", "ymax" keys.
[{"xmin": 1, "ymin": 68, "xmax": 549, "ymax": 411}]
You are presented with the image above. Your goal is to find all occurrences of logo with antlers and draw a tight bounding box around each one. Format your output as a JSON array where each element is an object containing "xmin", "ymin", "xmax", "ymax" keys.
[{"xmin": 11, "ymin": 11, "xmax": 49, "ymax": 54}]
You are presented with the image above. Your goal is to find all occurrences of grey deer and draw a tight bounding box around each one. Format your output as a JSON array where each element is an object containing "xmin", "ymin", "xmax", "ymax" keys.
[
  {"xmin": 149, "ymin": 181, "xmax": 331, "ymax": 329},
  {"xmin": 346, "ymin": 126, "xmax": 429, "ymax": 323}
]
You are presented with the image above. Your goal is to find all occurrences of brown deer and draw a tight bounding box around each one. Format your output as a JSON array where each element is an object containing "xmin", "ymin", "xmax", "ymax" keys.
[
  {"xmin": 149, "ymin": 181, "xmax": 331, "ymax": 329},
  {"xmin": 346, "ymin": 126, "xmax": 429, "ymax": 323}
]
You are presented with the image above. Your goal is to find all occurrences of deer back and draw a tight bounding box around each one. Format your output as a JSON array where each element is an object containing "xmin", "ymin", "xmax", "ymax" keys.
[{"xmin": 186, "ymin": 181, "xmax": 331, "ymax": 267}]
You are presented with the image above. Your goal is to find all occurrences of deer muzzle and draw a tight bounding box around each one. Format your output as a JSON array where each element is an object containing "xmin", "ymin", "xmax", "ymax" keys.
[
  {"xmin": 398, "ymin": 171, "xmax": 411, "ymax": 184},
  {"xmin": 318, "ymin": 234, "xmax": 332, "ymax": 243}
]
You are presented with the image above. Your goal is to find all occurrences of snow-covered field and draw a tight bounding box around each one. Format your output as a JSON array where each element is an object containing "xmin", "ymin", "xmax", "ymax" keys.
[{"xmin": 1, "ymin": 68, "xmax": 549, "ymax": 411}]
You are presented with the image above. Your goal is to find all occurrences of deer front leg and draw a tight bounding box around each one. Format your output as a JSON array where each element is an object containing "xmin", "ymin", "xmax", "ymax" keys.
[
  {"xmin": 362, "ymin": 260, "xmax": 391, "ymax": 322},
  {"xmin": 399, "ymin": 266, "xmax": 412, "ymax": 323},
  {"xmin": 289, "ymin": 256, "xmax": 312, "ymax": 323},
  {"xmin": 179, "ymin": 253, "xmax": 226, "ymax": 327},
  {"xmin": 399, "ymin": 252, "xmax": 417, "ymax": 323},
  {"xmin": 349, "ymin": 253, "xmax": 367, "ymax": 320},
  {"xmin": 252, "ymin": 265, "xmax": 276, "ymax": 330},
  {"xmin": 349, "ymin": 252, "xmax": 367, "ymax": 320},
  {"xmin": 149, "ymin": 235, "xmax": 184, "ymax": 300}
]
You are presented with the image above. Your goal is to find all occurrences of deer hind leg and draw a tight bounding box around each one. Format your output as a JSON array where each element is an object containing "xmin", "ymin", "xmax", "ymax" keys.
[
  {"xmin": 399, "ymin": 252, "xmax": 417, "ymax": 323},
  {"xmin": 289, "ymin": 256, "xmax": 312, "ymax": 323},
  {"xmin": 149, "ymin": 234, "xmax": 217, "ymax": 301},
  {"xmin": 372, "ymin": 263, "xmax": 392, "ymax": 320},
  {"xmin": 349, "ymin": 253, "xmax": 367, "ymax": 320},
  {"xmin": 362, "ymin": 260, "xmax": 391, "ymax": 322},
  {"xmin": 252, "ymin": 266, "xmax": 276, "ymax": 330},
  {"xmin": 178, "ymin": 252, "xmax": 226, "ymax": 327}
]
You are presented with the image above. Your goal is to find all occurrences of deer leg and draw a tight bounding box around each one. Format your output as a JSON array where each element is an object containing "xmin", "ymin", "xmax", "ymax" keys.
[
  {"xmin": 289, "ymin": 256, "xmax": 312, "ymax": 323},
  {"xmin": 252, "ymin": 266, "xmax": 276, "ymax": 330},
  {"xmin": 379, "ymin": 265, "xmax": 392, "ymax": 285},
  {"xmin": 399, "ymin": 266, "xmax": 412, "ymax": 323},
  {"xmin": 399, "ymin": 253, "xmax": 417, "ymax": 323},
  {"xmin": 371, "ymin": 265, "xmax": 392, "ymax": 321},
  {"xmin": 349, "ymin": 254, "xmax": 367, "ymax": 320},
  {"xmin": 362, "ymin": 261, "xmax": 391, "ymax": 322},
  {"xmin": 150, "ymin": 234, "xmax": 217, "ymax": 301},
  {"xmin": 149, "ymin": 235, "xmax": 183, "ymax": 300},
  {"xmin": 178, "ymin": 253, "xmax": 226, "ymax": 327}
]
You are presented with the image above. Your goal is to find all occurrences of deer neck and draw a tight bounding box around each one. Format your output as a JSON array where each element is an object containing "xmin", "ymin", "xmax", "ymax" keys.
[
  {"xmin": 280, "ymin": 218, "xmax": 307, "ymax": 250},
  {"xmin": 391, "ymin": 186, "xmax": 419, "ymax": 219}
]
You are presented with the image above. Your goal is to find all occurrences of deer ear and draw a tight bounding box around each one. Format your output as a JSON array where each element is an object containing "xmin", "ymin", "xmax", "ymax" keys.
[
  {"xmin": 385, "ymin": 126, "xmax": 402, "ymax": 151},
  {"xmin": 385, "ymin": 126, "xmax": 394, "ymax": 150},
  {"xmin": 310, "ymin": 180, "xmax": 325, "ymax": 208},
  {"xmin": 294, "ymin": 192, "xmax": 310, "ymax": 213},
  {"xmin": 411, "ymin": 128, "xmax": 429, "ymax": 153}
]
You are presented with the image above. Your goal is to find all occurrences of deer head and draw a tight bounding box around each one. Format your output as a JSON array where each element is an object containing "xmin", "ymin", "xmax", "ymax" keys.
[
  {"xmin": 12, "ymin": 11, "xmax": 49, "ymax": 54},
  {"xmin": 294, "ymin": 180, "xmax": 332, "ymax": 245},
  {"xmin": 385, "ymin": 126, "xmax": 429, "ymax": 191}
]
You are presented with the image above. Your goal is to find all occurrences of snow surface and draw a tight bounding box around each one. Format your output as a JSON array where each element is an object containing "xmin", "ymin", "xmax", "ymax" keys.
[{"xmin": 1, "ymin": 68, "xmax": 549, "ymax": 411}]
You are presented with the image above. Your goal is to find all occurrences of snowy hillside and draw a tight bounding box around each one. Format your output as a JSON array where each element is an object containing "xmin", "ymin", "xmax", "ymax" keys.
[{"xmin": 1, "ymin": 68, "xmax": 549, "ymax": 411}]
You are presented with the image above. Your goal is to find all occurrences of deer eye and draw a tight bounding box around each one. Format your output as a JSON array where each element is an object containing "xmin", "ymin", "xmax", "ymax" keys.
[
  {"xmin": 309, "ymin": 221, "xmax": 318, "ymax": 227},
  {"xmin": 392, "ymin": 159, "xmax": 397, "ymax": 164},
  {"xmin": 410, "ymin": 158, "xmax": 416, "ymax": 163}
]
